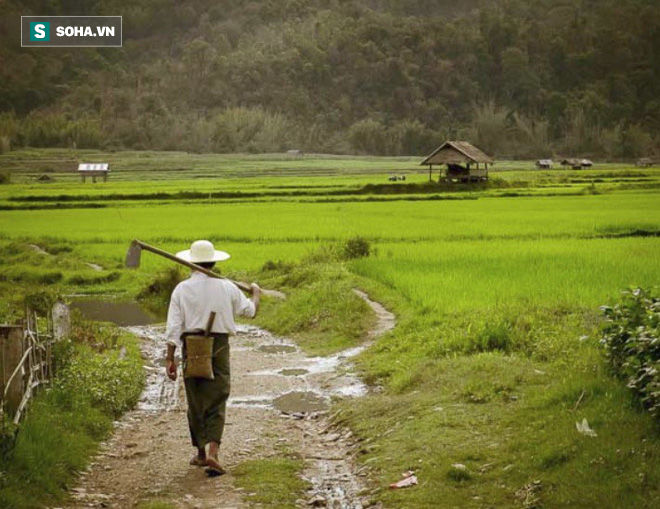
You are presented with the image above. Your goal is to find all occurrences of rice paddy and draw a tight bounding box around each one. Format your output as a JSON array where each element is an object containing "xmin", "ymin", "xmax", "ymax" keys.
[{"xmin": 1, "ymin": 149, "xmax": 659, "ymax": 507}]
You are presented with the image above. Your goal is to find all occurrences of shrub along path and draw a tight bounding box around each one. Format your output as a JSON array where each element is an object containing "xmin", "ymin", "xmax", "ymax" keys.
[{"xmin": 65, "ymin": 291, "xmax": 394, "ymax": 509}]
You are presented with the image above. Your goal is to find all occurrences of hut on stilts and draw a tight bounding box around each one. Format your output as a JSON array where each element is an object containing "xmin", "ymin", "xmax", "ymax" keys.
[{"xmin": 420, "ymin": 141, "xmax": 494, "ymax": 183}]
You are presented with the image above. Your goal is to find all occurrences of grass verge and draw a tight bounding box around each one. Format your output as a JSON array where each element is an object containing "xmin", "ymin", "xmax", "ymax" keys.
[
  {"xmin": 333, "ymin": 276, "xmax": 660, "ymax": 508},
  {"xmin": 254, "ymin": 256, "xmax": 375, "ymax": 356},
  {"xmin": 0, "ymin": 326, "xmax": 144, "ymax": 508},
  {"xmin": 233, "ymin": 456, "xmax": 308, "ymax": 508},
  {"xmin": 249, "ymin": 251, "xmax": 660, "ymax": 507}
]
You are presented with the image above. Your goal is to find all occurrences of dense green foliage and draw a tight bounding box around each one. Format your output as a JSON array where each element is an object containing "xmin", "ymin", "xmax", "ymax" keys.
[
  {"xmin": 2, "ymin": 0, "xmax": 659, "ymax": 157},
  {"xmin": 54, "ymin": 321, "xmax": 144, "ymax": 417},
  {"xmin": 601, "ymin": 287, "xmax": 660, "ymax": 419}
]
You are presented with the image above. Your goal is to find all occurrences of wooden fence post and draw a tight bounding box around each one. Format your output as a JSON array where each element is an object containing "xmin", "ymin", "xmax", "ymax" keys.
[
  {"xmin": 0, "ymin": 325, "xmax": 25, "ymax": 418},
  {"xmin": 52, "ymin": 302, "xmax": 71, "ymax": 341}
]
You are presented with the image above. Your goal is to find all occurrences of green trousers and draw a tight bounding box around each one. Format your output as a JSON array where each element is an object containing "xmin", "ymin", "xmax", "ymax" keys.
[{"xmin": 182, "ymin": 333, "xmax": 231, "ymax": 448}]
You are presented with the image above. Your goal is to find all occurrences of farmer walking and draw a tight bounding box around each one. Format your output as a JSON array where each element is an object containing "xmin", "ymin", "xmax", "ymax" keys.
[{"xmin": 165, "ymin": 240, "xmax": 260, "ymax": 476}]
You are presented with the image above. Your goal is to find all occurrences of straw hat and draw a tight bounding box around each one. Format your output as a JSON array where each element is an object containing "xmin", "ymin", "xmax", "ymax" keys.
[{"xmin": 176, "ymin": 240, "xmax": 230, "ymax": 263}]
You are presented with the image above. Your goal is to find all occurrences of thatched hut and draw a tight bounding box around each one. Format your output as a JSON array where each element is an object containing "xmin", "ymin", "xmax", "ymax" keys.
[
  {"xmin": 561, "ymin": 158, "xmax": 593, "ymax": 169},
  {"xmin": 561, "ymin": 158, "xmax": 580, "ymax": 169},
  {"xmin": 420, "ymin": 141, "xmax": 494, "ymax": 183},
  {"xmin": 637, "ymin": 158, "xmax": 653, "ymax": 167},
  {"xmin": 536, "ymin": 159, "xmax": 553, "ymax": 169}
]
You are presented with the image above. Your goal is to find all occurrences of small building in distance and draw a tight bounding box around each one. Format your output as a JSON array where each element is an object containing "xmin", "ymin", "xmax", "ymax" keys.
[
  {"xmin": 637, "ymin": 157, "xmax": 654, "ymax": 167},
  {"xmin": 286, "ymin": 149, "xmax": 302, "ymax": 156},
  {"xmin": 420, "ymin": 141, "xmax": 494, "ymax": 183},
  {"xmin": 78, "ymin": 163, "xmax": 109, "ymax": 182},
  {"xmin": 561, "ymin": 158, "xmax": 582, "ymax": 169},
  {"xmin": 536, "ymin": 159, "xmax": 554, "ymax": 169},
  {"xmin": 561, "ymin": 158, "xmax": 593, "ymax": 169}
]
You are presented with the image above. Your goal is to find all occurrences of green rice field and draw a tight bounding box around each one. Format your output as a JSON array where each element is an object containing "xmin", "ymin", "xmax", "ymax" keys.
[{"xmin": 1, "ymin": 149, "xmax": 659, "ymax": 507}]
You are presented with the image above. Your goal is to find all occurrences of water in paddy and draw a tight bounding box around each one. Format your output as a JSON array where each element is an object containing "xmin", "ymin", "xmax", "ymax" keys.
[{"xmin": 71, "ymin": 299, "xmax": 163, "ymax": 326}]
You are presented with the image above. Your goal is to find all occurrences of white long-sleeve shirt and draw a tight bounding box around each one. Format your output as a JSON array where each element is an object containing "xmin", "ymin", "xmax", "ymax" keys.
[{"xmin": 166, "ymin": 271, "xmax": 256, "ymax": 349}]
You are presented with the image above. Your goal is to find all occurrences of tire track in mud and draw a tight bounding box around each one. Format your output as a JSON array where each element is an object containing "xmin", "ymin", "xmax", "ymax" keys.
[{"xmin": 65, "ymin": 290, "xmax": 394, "ymax": 509}]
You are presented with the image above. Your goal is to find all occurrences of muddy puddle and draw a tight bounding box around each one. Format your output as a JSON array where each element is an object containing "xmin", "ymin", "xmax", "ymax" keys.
[
  {"xmin": 280, "ymin": 368, "xmax": 309, "ymax": 376},
  {"xmin": 125, "ymin": 325, "xmax": 181, "ymax": 412},
  {"xmin": 273, "ymin": 391, "xmax": 329, "ymax": 414},
  {"xmin": 258, "ymin": 344, "xmax": 297, "ymax": 354},
  {"xmin": 70, "ymin": 298, "xmax": 163, "ymax": 326},
  {"xmin": 226, "ymin": 396, "xmax": 273, "ymax": 408}
]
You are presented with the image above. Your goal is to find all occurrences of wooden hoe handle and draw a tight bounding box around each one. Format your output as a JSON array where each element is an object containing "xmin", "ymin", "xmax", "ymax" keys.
[{"xmin": 133, "ymin": 239, "xmax": 253, "ymax": 294}]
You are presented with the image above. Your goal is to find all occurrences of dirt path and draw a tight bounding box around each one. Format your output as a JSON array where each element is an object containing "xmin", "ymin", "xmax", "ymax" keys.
[{"xmin": 65, "ymin": 291, "xmax": 394, "ymax": 509}]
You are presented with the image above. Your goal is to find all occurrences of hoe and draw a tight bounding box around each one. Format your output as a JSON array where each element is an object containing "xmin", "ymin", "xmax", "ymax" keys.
[{"xmin": 125, "ymin": 239, "xmax": 285, "ymax": 299}]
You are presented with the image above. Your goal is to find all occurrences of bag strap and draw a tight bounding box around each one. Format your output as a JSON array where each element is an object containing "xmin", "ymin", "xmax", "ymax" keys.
[{"xmin": 205, "ymin": 311, "xmax": 216, "ymax": 336}]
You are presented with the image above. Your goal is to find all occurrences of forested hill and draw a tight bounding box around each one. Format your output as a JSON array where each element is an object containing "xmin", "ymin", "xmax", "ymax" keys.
[{"xmin": 1, "ymin": 0, "xmax": 659, "ymax": 158}]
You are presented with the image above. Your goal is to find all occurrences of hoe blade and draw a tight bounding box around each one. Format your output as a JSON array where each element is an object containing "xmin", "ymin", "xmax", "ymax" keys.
[{"xmin": 125, "ymin": 240, "xmax": 142, "ymax": 269}]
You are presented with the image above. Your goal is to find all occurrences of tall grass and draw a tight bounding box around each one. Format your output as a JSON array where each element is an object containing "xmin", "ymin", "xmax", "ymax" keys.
[{"xmin": 352, "ymin": 238, "xmax": 660, "ymax": 313}]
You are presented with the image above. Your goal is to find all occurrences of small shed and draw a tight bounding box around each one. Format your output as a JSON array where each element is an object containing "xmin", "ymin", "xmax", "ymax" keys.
[
  {"xmin": 561, "ymin": 158, "xmax": 593, "ymax": 169},
  {"xmin": 561, "ymin": 158, "xmax": 582, "ymax": 169},
  {"xmin": 78, "ymin": 163, "xmax": 109, "ymax": 183},
  {"xmin": 536, "ymin": 159, "xmax": 553, "ymax": 169},
  {"xmin": 286, "ymin": 149, "xmax": 302, "ymax": 156},
  {"xmin": 420, "ymin": 141, "xmax": 494, "ymax": 183},
  {"xmin": 636, "ymin": 158, "xmax": 653, "ymax": 167}
]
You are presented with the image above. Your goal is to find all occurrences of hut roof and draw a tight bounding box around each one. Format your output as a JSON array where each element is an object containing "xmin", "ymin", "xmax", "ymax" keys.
[
  {"xmin": 420, "ymin": 141, "xmax": 494, "ymax": 166},
  {"xmin": 637, "ymin": 157, "xmax": 653, "ymax": 164},
  {"xmin": 537, "ymin": 159, "xmax": 553, "ymax": 165},
  {"xmin": 561, "ymin": 158, "xmax": 580, "ymax": 166},
  {"xmin": 78, "ymin": 163, "xmax": 109, "ymax": 172}
]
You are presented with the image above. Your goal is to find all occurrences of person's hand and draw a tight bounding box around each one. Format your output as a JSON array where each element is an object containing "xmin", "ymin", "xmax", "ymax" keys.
[{"xmin": 166, "ymin": 359, "xmax": 178, "ymax": 381}]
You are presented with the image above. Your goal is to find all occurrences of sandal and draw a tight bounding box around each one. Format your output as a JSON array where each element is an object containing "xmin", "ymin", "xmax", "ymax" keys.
[
  {"xmin": 189, "ymin": 455, "xmax": 207, "ymax": 467},
  {"xmin": 204, "ymin": 457, "xmax": 226, "ymax": 477}
]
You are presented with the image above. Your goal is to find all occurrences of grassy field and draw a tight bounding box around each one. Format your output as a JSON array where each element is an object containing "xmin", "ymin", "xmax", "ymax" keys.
[
  {"xmin": 0, "ymin": 150, "xmax": 659, "ymax": 507},
  {"xmin": 1, "ymin": 149, "xmax": 658, "ymax": 209}
]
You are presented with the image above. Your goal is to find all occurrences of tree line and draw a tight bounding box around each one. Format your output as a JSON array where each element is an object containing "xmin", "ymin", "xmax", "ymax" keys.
[{"xmin": 1, "ymin": 0, "xmax": 658, "ymax": 158}]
